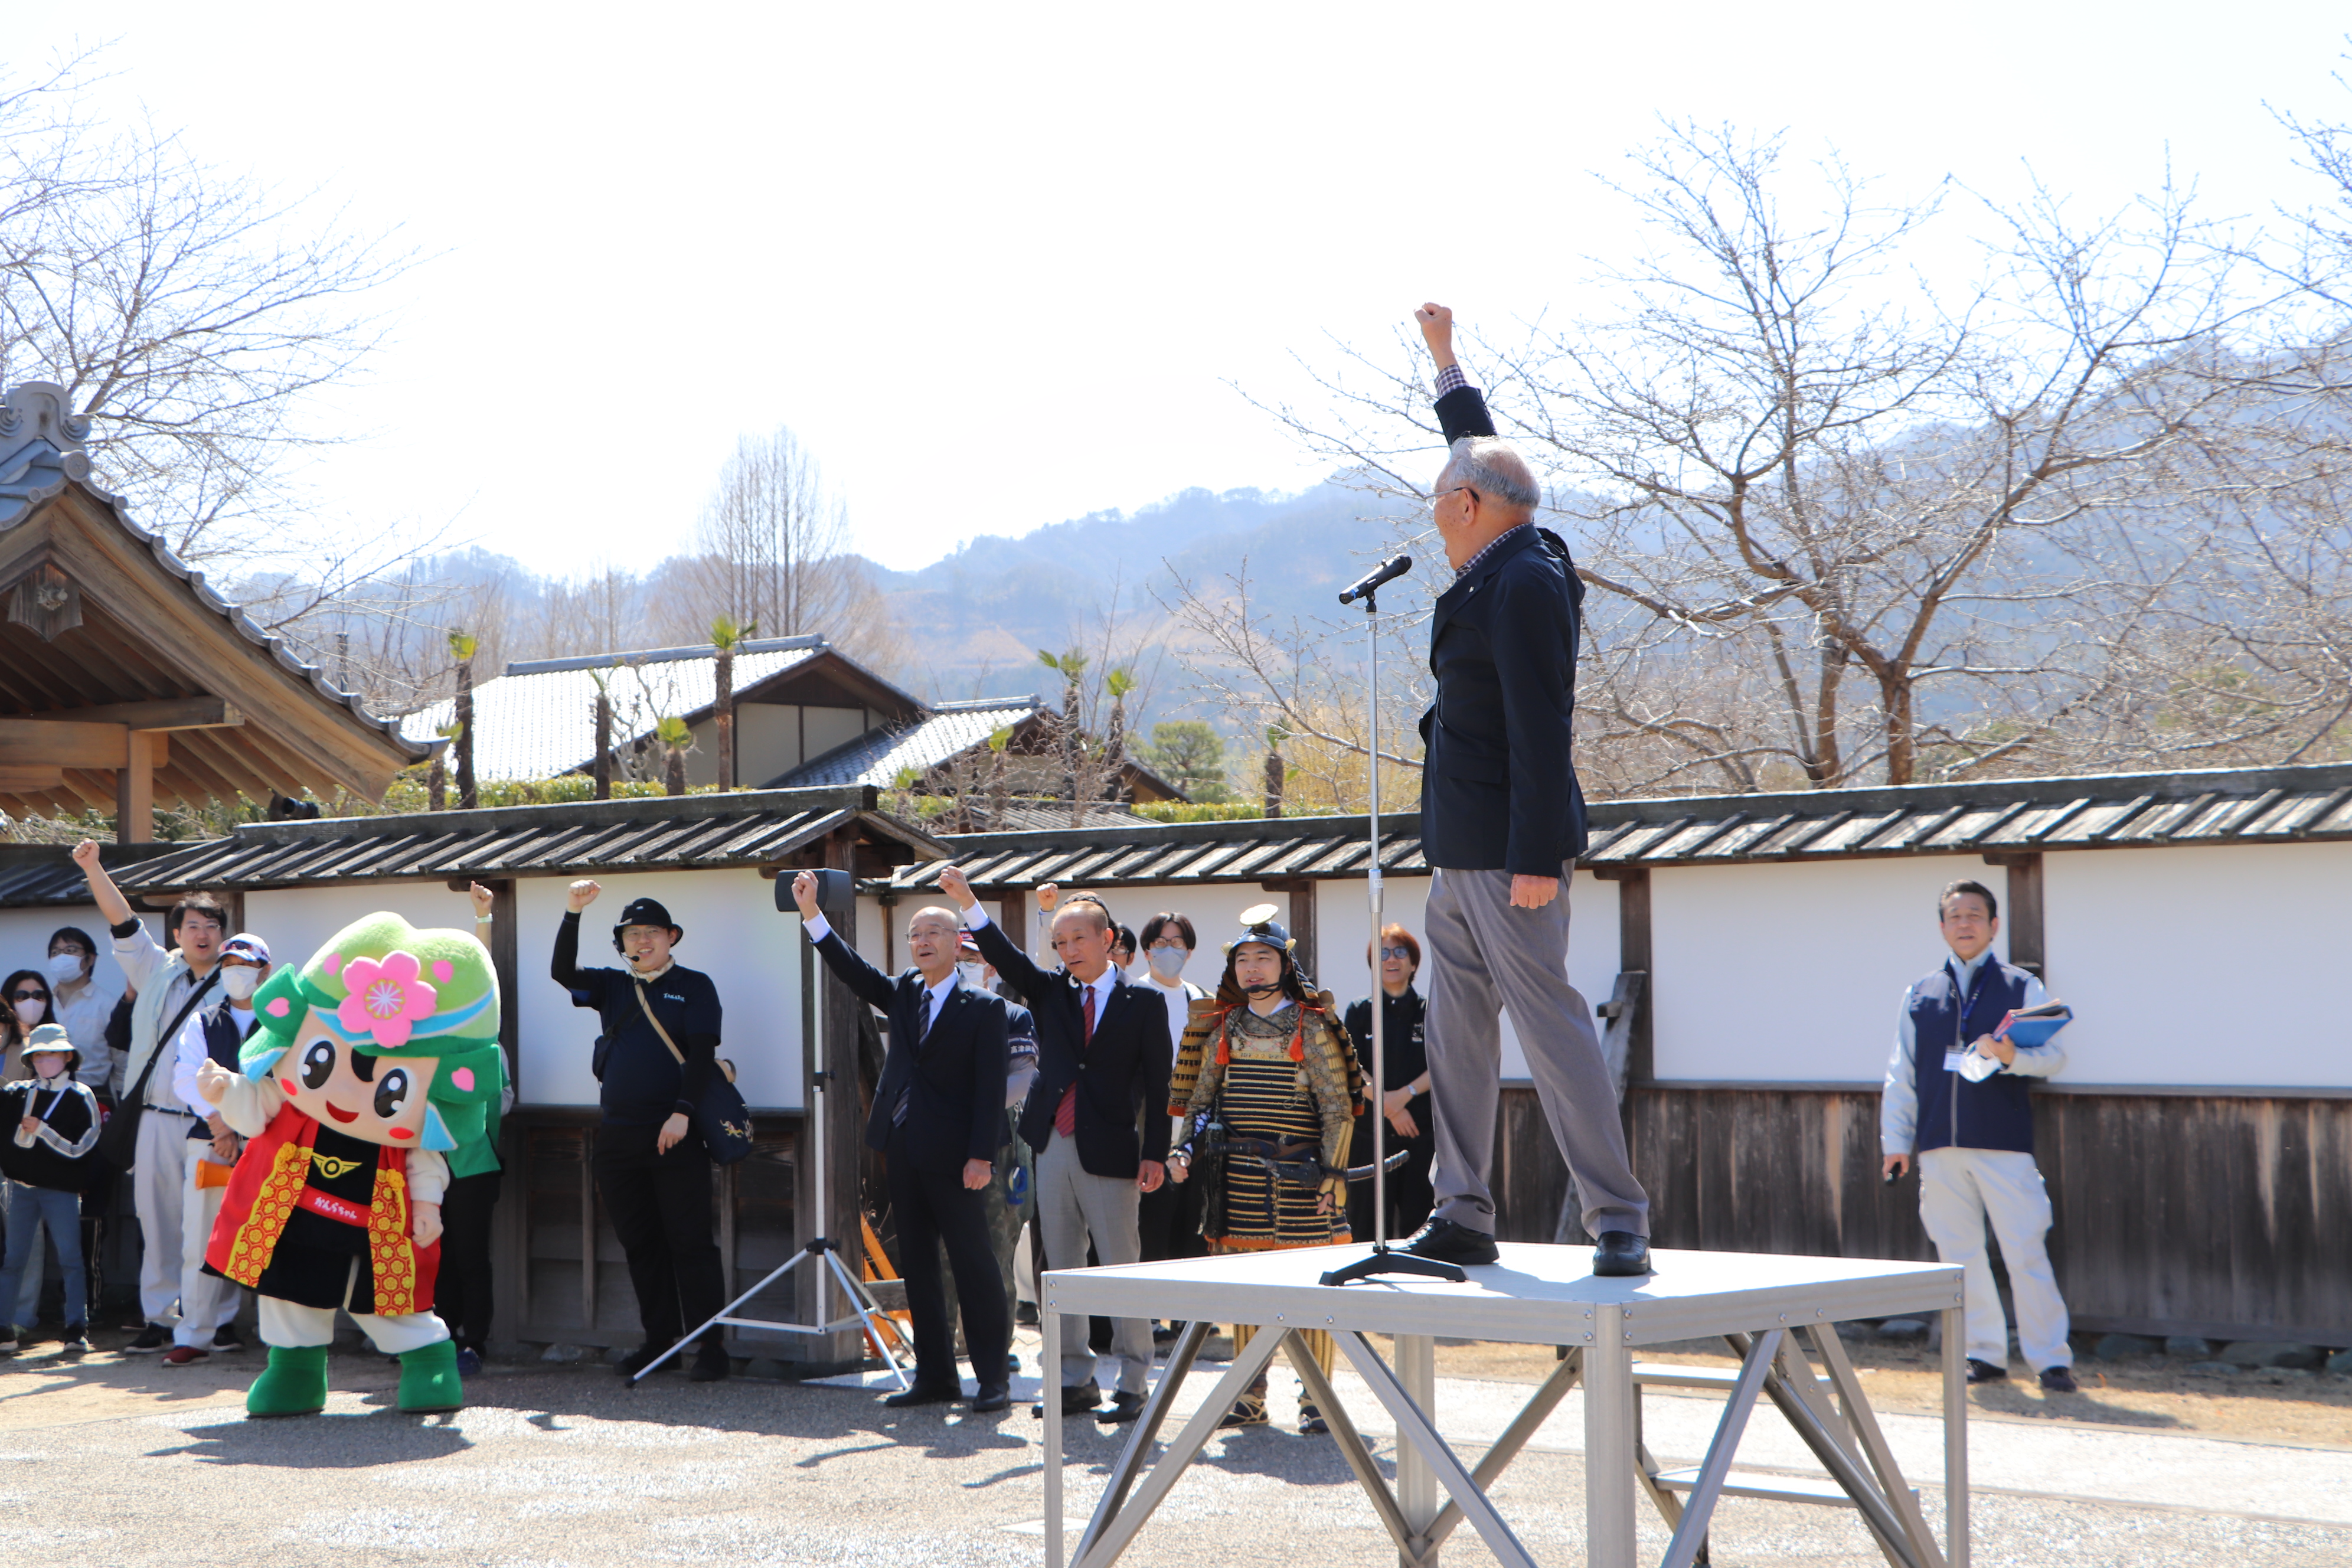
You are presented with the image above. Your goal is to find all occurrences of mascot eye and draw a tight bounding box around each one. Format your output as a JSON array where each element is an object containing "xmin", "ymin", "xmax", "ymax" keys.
[
  {"xmin": 374, "ymin": 1067, "xmax": 412, "ymax": 1121},
  {"xmin": 300, "ymin": 1040, "xmax": 337, "ymax": 1090}
]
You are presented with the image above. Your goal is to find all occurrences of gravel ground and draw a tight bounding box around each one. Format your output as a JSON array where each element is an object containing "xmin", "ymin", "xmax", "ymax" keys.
[{"xmin": 2, "ymin": 1327, "xmax": 2348, "ymax": 1568}]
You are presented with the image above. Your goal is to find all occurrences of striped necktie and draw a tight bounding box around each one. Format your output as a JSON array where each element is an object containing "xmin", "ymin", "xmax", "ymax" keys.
[{"xmin": 1053, "ymin": 982, "xmax": 1097, "ymax": 1138}]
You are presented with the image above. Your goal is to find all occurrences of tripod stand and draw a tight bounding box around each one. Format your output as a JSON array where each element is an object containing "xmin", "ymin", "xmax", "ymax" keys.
[
  {"xmin": 1319, "ymin": 554, "xmax": 1468, "ymax": 1291},
  {"xmin": 632, "ymin": 969, "xmax": 913, "ymax": 1386}
]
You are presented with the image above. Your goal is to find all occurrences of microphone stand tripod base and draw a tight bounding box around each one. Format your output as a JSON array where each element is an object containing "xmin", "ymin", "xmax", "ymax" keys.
[{"xmin": 1318, "ymin": 1244, "xmax": 1469, "ymax": 1288}]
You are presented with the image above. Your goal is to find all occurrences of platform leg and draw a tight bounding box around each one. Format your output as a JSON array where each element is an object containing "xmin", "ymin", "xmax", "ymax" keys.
[
  {"xmin": 1395, "ymin": 1332, "xmax": 1438, "ymax": 1567},
  {"xmin": 1943, "ymin": 1304, "xmax": 1968, "ymax": 1568},
  {"xmin": 1044, "ymin": 1302, "xmax": 1064, "ymax": 1568},
  {"xmin": 1426, "ymin": 1347, "xmax": 1585, "ymax": 1553},
  {"xmin": 1586, "ymin": 1305, "xmax": 1637, "ymax": 1568}
]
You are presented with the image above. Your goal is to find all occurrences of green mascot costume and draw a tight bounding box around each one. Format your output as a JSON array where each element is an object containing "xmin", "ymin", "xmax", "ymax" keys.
[{"xmin": 195, "ymin": 912, "xmax": 504, "ymax": 1417}]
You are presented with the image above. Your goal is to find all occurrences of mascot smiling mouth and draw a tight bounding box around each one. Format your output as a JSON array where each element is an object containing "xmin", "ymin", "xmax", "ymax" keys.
[{"xmin": 321, "ymin": 1102, "xmax": 360, "ymax": 1124}]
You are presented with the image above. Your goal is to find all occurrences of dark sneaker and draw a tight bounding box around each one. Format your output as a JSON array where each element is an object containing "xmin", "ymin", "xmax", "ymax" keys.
[
  {"xmin": 1965, "ymin": 1358, "xmax": 2008, "ymax": 1384},
  {"xmin": 1403, "ymin": 1217, "xmax": 1500, "ymax": 1266},
  {"xmin": 213, "ymin": 1324, "xmax": 247, "ymax": 1352},
  {"xmin": 0, "ymin": 1325, "xmax": 18, "ymax": 1353},
  {"xmin": 2039, "ymin": 1365, "xmax": 2079, "ymax": 1394},
  {"xmin": 1095, "ymin": 1390, "xmax": 1148, "ymax": 1424},
  {"xmin": 615, "ymin": 1340, "xmax": 678, "ymax": 1379},
  {"xmin": 127, "ymin": 1322, "xmax": 170, "ymax": 1354},
  {"xmin": 58, "ymin": 1324, "xmax": 87, "ymax": 1357},
  {"xmin": 455, "ymin": 1347, "xmax": 483, "ymax": 1377}
]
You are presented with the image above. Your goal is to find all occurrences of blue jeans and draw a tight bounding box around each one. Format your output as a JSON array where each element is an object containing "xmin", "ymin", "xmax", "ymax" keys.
[{"xmin": 4, "ymin": 1182, "xmax": 86, "ymax": 1329}]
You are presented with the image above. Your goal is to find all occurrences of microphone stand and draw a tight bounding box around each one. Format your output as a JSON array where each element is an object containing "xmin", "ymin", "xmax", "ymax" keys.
[{"xmin": 1321, "ymin": 557, "xmax": 1467, "ymax": 1289}]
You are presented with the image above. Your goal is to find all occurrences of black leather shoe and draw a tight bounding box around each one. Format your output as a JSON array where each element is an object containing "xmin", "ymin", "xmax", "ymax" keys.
[
  {"xmin": 1095, "ymin": 1390, "xmax": 1148, "ymax": 1424},
  {"xmin": 615, "ymin": 1340, "xmax": 677, "ymax": 1379},
  {"xmin": 970, "ymin": 1386, "xmax": 1011, "ymax": 1413},
  {"xmin": 1032, "ymin": 1378, "xmax": 1102, "ymax": 1418},
  {"xmin": 687, "ymin": 1341, "xmax": 731, "ymax": 1382},
  {"xmin": 1404, "ymin": 1218, "xmax": 1499, "ymax": 1266},
  {"xmin": 1592, "ymin": 1231, "xmax": 1652, "ymax": 1278},
  {"xmin": 883, "ymin": 1383, "xmax": 960, "ymax": 1408},
  {"xmin": 2038, "ymin": 1365, "xmax": 2078, "ymax": 1394},
  {"xmin": 1966, "ymin": 1358, "xmax": 2008, "ymax": 1384}
]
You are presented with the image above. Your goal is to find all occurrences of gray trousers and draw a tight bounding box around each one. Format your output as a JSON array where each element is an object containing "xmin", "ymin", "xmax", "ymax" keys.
[
  {"xmin": 1424, "ymin": 863, "xmax": 1650, "ymax": 1240},
  {"xmin": 1917, "ymin": 1148, "xmax": 2072, "ymax": 1369},
  {"xmin": 1035, "ymin": 1130, "xmax": 1151, "ymax": 1396}
]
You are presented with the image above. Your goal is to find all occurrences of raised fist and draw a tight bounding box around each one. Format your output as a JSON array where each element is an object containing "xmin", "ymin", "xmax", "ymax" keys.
[
  {"xmin": 566, "ymin": 879, "xmax": 602, "ymax": 913},
  {"xmin": 936, "ymin": 863, "xmax": 976, "ymax": 910},
  {"xmin": 70, "ymin": 839, "xmax": 102, "ymax": 871},
  {"xmin": 1414, "ymin": 302, "xmax": 1456, "ymax": 367},
  {"xmin": 791, "ymin": 870, "xmax": 821, "ymax": 919}
]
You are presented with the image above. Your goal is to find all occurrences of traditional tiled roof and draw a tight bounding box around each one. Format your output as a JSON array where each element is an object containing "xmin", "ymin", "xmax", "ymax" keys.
[
  {"xmin": 773, "ymin": 697, "xmax": 1042, "ymax": 789},
  {"xmin": 0, "ymin": 382, "xmax": 430, "ymax": 765},
  {"xmin": 883, "ymin": 760, "xmax": 2352, "ymax": 891},
  {"xmin": 104, "ymin": 787, "xmax": 952, "ymax": 893},
  {"xmin": 398, "ymin": 637, "xmax": 916, "ymax": 780}
]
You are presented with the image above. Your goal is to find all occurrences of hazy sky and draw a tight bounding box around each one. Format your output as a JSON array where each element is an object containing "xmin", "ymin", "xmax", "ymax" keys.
[{"xmin": 15, "ymin": 3, "xmax": 2352, "ymax": 576}]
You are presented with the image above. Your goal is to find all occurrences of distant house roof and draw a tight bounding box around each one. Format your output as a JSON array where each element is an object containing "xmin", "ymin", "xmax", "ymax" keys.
[
  {"xmin": 772, "ymin": 696, "xmax": 1043, "ymax": 789},
  {"xmin": 0, "ymin": 381, "xmax": 433, "ymax": 817},
  {"xmin": 399, "ymin": 636, "xmax": 922, "ymax": 780},
  {"xmin": 103, "ymin": 786, "xmax": 953, "ymax": 894}
]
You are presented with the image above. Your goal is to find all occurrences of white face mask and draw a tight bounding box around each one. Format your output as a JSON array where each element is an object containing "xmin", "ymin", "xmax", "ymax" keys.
[
  {"xmin": 956, "ymin": 962, "xmax": 985, "ymax": 989},
  {"xmin": 1147, "ymin": 946, "xmax": 1188, "ymax": 981},
  {"xmin": 29, "ymin": 1053, "xmax": 68, "ymax": 1080},
  {"xmin": 45, "ymin": 952, "xmax": 84, "ymax": 985},
  {"xmin": 13, "ymin": 999, "xmax": 46, "ymax": 1027},
  {"xmin": 221, "ymin": 966, "xmax": 262, "ymax": 1002}
]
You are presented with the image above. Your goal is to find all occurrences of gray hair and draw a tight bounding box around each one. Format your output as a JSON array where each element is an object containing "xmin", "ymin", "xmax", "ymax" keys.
[{"xmin": 1443, "ymin": 436, "xmax": 1540, "ymax": 514}]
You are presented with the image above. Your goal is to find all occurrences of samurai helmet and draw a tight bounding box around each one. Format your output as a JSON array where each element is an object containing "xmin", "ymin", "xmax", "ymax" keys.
[
  {"xmin": 1223, "ymin": 903, "xmax": 1295, "ymax": 958},
  {"xmin": 1219, "ymin": 903, "xmax": 1308, "ymax": 1005}
]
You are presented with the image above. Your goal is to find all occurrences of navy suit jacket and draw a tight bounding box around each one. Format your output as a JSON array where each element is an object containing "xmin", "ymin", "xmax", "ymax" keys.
[
  {"xmin": 1419, "ymin": 383, "xmax": 1590, "ymax": 872},
  {"xmin": 973, "ymin": 917, "xmax": 1170, "ymax": 1180},
  {"xmin": 811, "ymin": 931, "xmax": 1010, "ymax": 1174}
]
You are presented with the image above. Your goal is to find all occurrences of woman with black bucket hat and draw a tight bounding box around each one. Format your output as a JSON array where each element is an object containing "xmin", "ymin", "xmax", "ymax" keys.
[{"xmin": 551, "ymin": 880, "xmax": 729, "ymax": 1382}]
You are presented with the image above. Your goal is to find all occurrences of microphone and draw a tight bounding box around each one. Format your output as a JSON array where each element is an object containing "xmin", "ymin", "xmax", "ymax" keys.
[{"xmin": 1339, "ymin": 554, "xmax": 1413, "ymax": 605}]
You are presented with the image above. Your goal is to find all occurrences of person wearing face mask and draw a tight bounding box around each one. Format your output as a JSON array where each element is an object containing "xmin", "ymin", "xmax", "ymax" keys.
[
  {"xmin": 551, "ymin": 881, "xmax": 730, "ymax": 1383},
  {"xmin": 70, "ymin": 839, "xmax": 236, "ymax": 1354},
  {"xmin": 0, "ymin": 1025, "xmax": 103, "ymax": 1354},
  {"xmin": 1133, "ymin": 914, "xmax": 1208, "ymax": 1285},
  {"xmin": 2, "ymin": 970, "xmax": 54, "ymax": 1083},
  {"xmin": 43, "ymin": 930, "xmax": 115, "ymax": 1101},
  {"xmin": 161, "ymin": 933, "xmax": 271, "ymax": 1365}
]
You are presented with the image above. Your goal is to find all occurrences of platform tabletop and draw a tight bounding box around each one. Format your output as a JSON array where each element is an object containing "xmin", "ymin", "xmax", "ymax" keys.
[{"xmin": 1041, "ymin": 1243, "xmax": 1963, "ymax": 1347}]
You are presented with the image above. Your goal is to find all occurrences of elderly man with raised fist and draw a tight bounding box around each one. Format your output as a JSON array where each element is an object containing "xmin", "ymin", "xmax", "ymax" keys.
[
  {"xmin": 793, "ymin": 871, "xmax": 1014, "ymax": 1413},
  {"xmin": 935, "ymin": 863, "xmax": 1167, "ymax": 1425},
  {"xmin": 1400, "ymin": 303, "xmax": 1653, "ymax": 1279}
]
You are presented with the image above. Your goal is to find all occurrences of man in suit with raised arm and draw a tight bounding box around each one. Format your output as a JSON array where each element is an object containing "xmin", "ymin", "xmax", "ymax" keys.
[
  {"xmin": 936, "ymin": 863, "xmax": 1168, "ymax": 1425},
  {"xmin": 1402, "ymin": 302, "xmax": 1653, "ymax": 1279},
  {"xmin": 793, "ymin": 873, "xmax": 1014, "ymax": 1413}
]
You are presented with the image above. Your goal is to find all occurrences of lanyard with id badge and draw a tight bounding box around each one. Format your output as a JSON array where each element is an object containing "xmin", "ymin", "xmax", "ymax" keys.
[{"xmin": 1943, "ymin": 960, "xmax": 2003, "ymax": 1083}]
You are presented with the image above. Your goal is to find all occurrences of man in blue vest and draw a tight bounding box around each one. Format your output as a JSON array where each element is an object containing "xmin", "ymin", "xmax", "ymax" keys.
[{"xmin": 1880, "ymin": 880, "xmax": 2076, "ymax": 1393}]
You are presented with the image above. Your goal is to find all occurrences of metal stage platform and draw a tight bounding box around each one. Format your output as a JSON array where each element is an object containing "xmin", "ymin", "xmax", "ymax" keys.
[{"xmin": 1041, "ymin": 1243, "xmax": 1968, "ymax": 1568}]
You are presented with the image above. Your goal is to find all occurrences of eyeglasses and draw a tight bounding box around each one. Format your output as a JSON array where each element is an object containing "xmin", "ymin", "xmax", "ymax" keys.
[
  {"xmin": 1378, "ymin": 947, "xmax": 1413, "ymax": 962},
  {"xmin": 1146, "ymin": 939, "xmax": 1190, "ymax": 952},
  {"xmin": 1427, "ymin": 485, "xmax": 1476, "ymax": 510}
]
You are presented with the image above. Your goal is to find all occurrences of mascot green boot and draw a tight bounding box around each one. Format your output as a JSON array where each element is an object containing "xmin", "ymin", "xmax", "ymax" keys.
[
  {"xmin": 398, "ymin": 1338, "xmax": 463, "ymax": 1412},
  {"xmin": 246, "ymin": 1344, "xmax": 331, "ymax": 1417}
]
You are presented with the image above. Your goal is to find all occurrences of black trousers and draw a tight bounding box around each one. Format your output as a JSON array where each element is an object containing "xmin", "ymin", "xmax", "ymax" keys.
[
  {"xmin": 887, "ymin": 1125, "xmax": 1009, "ymax": 1392},
  {"xmin": 593, "ymin": 1125, "xmax": 724, "ymax": 1348},
  {"xmin": 434, "ymin": 1168, "xmax": 503, "ymax": 1351},
  {"xmin": 1347, "ymin": 1118, "xmax": 1436, "ymax": 1243}
]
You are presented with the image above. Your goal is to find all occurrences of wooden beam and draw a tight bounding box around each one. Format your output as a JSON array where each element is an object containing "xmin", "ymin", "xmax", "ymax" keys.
[
  {"xmin": 0, "ymin": 766, "xmax": 66, "ymax": 791},
  {"xmin": 22, "ymin": 697, "xmax": 243, "ymax": 730},
  {"xmin": 1260, "ymin": 877, "xmax": 1318, "ymax": 985},
  {"xmin": 0, "ymin": 717, "xmax": 128, "ymax": 767},
  {"xmin": 116, "ymin": 729, "xmax": 156, "ymax": 844},
  {"xmin": 1984, "ymin": 850, "xmax": 2046, "ymax": 979}
]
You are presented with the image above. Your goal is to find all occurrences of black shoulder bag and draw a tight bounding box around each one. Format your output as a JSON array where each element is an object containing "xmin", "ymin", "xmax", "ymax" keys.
[
  {"xmin": 97, "ymin": 965, "xmax": 223, "ymax": 1171},
  {"xmin": 633, "ymin": 982, "xmax": 752, "ymax": 1165}
]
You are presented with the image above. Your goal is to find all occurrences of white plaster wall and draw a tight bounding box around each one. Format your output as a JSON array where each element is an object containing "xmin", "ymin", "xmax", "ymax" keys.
[
  {"xmin": 517, "ymin": 870, "xmax": 803, "ymax": 1110},
  {"xmin": 244, "ymin": 883, "xmax": 471, "ymax": 988},
  {"xmin": 2042, "ymin": 843, "xmax": 2351, "ymax": 1088},
  {"xmin": 1650, "ymin": 856, "xmax": 1988, "ymax": 1084}
]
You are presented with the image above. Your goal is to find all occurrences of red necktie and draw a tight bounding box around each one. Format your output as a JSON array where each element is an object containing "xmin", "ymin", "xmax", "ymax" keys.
[{"xmin": 1054, "ymin": 984, "xmax": 1097, "ymax": 1138}]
